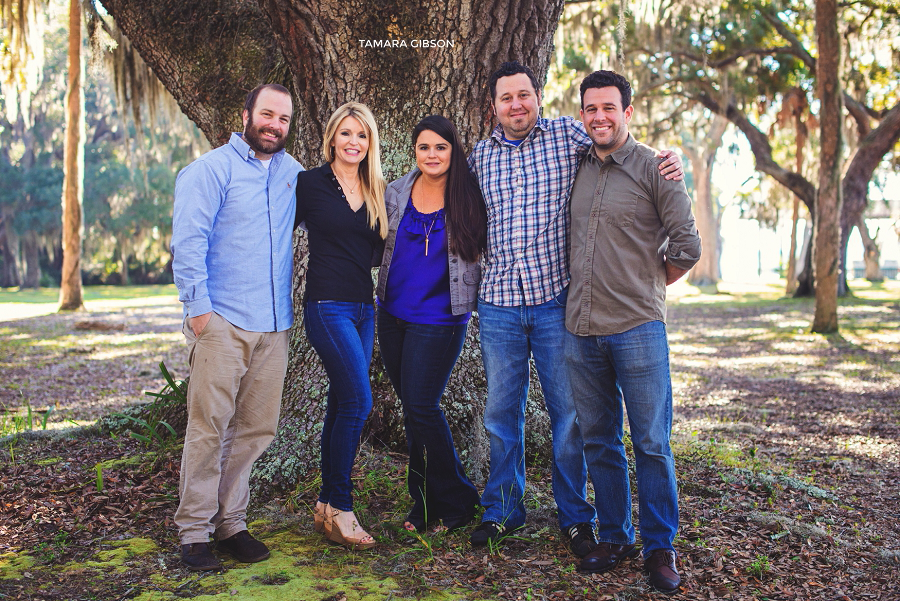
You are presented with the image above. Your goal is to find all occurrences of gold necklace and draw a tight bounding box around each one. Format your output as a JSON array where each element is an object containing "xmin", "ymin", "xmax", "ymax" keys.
[
  {"xmin": 335, "ymin": 173, "xmax": 360, "ymax": 195},
  {"xmin": 423, "ymin": 218, "xmax": 437, "ymax": 256}
]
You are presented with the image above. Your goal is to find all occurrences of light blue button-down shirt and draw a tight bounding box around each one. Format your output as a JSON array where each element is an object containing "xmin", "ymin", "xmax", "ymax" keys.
[{"xmin": 172, "ymin": 133, "xmax": 304, "ymax": 332}]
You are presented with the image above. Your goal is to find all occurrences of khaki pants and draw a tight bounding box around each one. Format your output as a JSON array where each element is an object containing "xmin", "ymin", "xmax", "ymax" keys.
[{"xmin": 174, "ymin": 312, "xmax": 288, "ymax": 545}]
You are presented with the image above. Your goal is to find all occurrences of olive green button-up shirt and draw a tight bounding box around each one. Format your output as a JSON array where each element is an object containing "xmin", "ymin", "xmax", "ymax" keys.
[{"xmin": 566, "ymin": 134, "xmax": 701, "ymax": 336}]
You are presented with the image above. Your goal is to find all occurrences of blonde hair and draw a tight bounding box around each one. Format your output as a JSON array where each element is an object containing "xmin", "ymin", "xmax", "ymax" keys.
[{"xmin": 322, "ymin": 102, "xmax": 388, "ymax": 238}]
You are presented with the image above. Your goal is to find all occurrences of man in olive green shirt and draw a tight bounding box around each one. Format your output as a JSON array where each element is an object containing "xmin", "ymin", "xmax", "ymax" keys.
[{"xmin": 564, "ymin": 70, "xmax": 700, "ymax": 595}]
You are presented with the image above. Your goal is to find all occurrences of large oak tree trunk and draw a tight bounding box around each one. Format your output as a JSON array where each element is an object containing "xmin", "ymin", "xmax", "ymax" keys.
[
  {"xmin": 101, "ymin": 0, "xmax": 567, "ymax": 493},
  {"xmin": 811, "ymin": 0, "xmax": 841, "ymax": 333},
  {"xmin": 59, "ymin": 0, "xmax": 84, "ymax": 311}
]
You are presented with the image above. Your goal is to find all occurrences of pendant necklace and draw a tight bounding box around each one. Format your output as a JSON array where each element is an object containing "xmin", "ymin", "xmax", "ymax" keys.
[
  {"xmin": 423, "ymin": 218, "xmax": 436, "ymax": 256},
  {"xmin": 336, "ymin": 173, "xmax": 360, "ymax": 195}
]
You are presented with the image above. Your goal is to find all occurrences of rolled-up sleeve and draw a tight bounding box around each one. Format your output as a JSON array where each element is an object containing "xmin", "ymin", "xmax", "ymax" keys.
[
  {"xmin": 171, "ymin": 160, "xmax": 224, "ymax": 318},
  {"xmin": 654, "ymin": 167, "xmax": 701, "ymax": 271}
]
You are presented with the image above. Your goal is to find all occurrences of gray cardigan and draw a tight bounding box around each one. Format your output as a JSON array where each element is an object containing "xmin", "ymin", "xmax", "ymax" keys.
[{"xmin": 376, "ymin": 168, "xmax": 481, "ymax": 316}]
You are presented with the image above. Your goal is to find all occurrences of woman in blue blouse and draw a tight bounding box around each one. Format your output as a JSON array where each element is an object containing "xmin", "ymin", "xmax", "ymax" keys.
[
  {"xmin": 297, "ymin": 102, "xmax": 388, "ymax": 550},
  {"xmin": 376, "ymin": 115, "xmax": 487, "ymax": 532}
]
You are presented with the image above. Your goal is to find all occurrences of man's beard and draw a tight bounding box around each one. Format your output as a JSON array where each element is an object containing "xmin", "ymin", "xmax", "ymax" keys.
[{"xmin": 243, "ymin": 114, "xmax": 286, "ymax": 156}]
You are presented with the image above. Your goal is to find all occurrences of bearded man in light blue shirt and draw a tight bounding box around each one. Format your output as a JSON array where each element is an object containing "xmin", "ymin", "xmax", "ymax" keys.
[{"xmin": 171, "ymin": 83, "xmax": 303, "ymax": 571}]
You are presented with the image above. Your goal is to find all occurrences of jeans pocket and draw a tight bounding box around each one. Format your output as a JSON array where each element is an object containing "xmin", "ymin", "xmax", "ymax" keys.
[{"xmin": 553, "ymin": 286, "xmax": 569, "ymax": 308}]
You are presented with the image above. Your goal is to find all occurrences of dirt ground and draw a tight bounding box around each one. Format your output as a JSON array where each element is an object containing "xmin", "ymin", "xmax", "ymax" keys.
[{"xmin": 0, "ymin": 282, "xmax": 898, "ymax": 600}]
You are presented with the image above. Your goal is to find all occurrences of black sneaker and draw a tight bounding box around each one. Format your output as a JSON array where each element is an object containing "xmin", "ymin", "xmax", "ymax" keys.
[
  {"xmin": 566, "ymin": 522, "xmax": 598, "ymax": 558},
  {"xmin": 181, "ymin": 542, "xmax": 223, "ymax": 571},
  {"xmin": 216, "ymin": 530, "xmax": 270, "ymax": 563},
  {"xmin": 470, "ymin": 521, "xmax": 521, "ymax": 546}
]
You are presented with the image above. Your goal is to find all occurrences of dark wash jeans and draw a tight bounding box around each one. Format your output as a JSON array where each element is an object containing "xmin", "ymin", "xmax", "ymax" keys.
[
  {"xmin": 304, "ymin": 301, "xmax": 375, "ymax": 512},
  {"xmin": 377, "ymin": 308, "xmax": 480, "ymax": 527}
]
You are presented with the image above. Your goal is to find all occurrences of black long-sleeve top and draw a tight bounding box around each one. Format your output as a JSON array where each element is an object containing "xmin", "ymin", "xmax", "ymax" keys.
[{"xmin": 295, "ymin": 163, "xmax": 384, "ymax": 303}]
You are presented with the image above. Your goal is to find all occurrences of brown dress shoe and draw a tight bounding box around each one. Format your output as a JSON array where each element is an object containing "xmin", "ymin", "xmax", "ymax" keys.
[
  {"xmin": 216, "ymin": 530, "xmax": 270, "ymax": 563},
  {"xmin": 579, "ymin": 542, "xmax": 639, "ymax": 574},
  {"xmin": 644, "ymin": 549, "xmax": 681, "ymax": 594},
  {"xmin": 181, "ymin": 542, "xmax": 223, "ymax": 571}
]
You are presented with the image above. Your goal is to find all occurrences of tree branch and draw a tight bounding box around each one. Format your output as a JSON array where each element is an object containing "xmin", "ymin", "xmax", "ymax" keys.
[
  {"xmin": 759, "ymin": 8, "xmax": 817, "ymax": 71},
  {"xmin": 693, "ymin": 86, "xmax": 817, "ymax": 210},
  {"xmin": 842, "ymin": 101, "xmax": 900, "ymax": 226},
  {"xmin": 670, "ymin": 47, "xmax": 797, "ymax": 70},
  {"xmin": 844, "ymin": 94, "xmax": 873, "ymax": 137}
]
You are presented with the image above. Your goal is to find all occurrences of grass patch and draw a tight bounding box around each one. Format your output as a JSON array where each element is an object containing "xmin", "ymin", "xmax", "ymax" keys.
[{"xmin": 0, "ymin": 285, "xmax": 178, "ymax": 305}]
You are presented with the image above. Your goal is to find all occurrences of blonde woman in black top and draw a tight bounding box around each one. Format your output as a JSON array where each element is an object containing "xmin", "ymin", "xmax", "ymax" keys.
[{"xmin": 295, "ymin": 102, "xmax": 387, "ymax": 550}]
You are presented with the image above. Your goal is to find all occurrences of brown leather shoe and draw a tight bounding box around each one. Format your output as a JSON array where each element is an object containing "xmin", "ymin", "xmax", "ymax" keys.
[
  {"xmin": 216, "ymin": 530, "xmax": 270, "ymax": 563},
  {"xmin": 644, "ymin": 549, "xmax": 681, "ymax": 594},
  {"xmin": 181, "ymin": 542, "xmax": 222, "ymax": 571},
  {"xmin": 579, "ymin": 542, "xmax": 639, "ymax": 574}
]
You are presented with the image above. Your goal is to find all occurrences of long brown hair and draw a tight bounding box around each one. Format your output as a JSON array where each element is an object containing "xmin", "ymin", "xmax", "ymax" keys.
[{"xmin": 412, "ymin": 115, "xmax": 487, "ymax": 262}]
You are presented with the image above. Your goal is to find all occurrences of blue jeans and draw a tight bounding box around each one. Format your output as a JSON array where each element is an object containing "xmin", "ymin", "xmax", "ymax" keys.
[
  {"xmin": 377, "ymin": 308, "xmax": 480, "ymax": 528},
  {"xmin": 565, "ymin": 320, "xmax": 678, "ymax": 553},
  {"xmin": 478, "ymin": 288, "xmax": 595, "ymax": 531},
  {"xmin": 304, "ymin": 301, "xmax": 375, "ymax": 512}
]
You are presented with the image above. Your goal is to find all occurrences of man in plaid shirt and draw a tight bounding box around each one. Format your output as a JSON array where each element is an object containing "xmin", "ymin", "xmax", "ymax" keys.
[{"xmin": 467, "ymin": 61, "xmax": 683, "ymax": 555}]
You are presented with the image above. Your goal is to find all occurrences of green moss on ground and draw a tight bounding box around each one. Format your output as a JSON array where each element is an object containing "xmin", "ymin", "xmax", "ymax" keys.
[
  {"xmin": 131, "ymin": 529, "xmax": 481, "ymax": 601},
  {"xmin": 0, "ymin": 552, "xmax": 35, "ymax": 579},
  {"xmin": 61, "ymin": 538, "xmax": 159, "ymax": 574}
]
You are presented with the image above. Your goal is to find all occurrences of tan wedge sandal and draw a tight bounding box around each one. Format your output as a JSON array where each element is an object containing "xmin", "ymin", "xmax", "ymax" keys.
[
  {"xmin": 324, "ymin": 505, "xmax": 376, "ymax": 550},
  {"xmin": 313, "ymin": 501, "xmax": 326, "ymax": 534}
]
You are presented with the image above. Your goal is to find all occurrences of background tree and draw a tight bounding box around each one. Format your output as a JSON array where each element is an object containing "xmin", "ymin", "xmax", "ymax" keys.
[
  {"xmin": 1, "ymin": 3, "xmax": 195, "ymax": 288},
  {"xmin": 683, "ymin": 113, "xmax": 728, "ymax": 289},
  {"xmin": 57, "ymin": 0, "xmax": 83, "ymax": 309},
  {"xmin": 1, "ymin": 0, "xmax": 86, "ymax": 307},
  {"xmin": 812, "ymin": 0, "xmax": 842, "ymax": 333},
  {"xmin": 546, "ymin": 1, "xmax": 732, "ymax": 290},
  {"xmin": 774, "ymin": 88, "xmax": 813, "ymax": 295},
  {"xmin": 97, "ymin": 0, "xmax": 570, "ymax": 489},
  {"xmin": 639, "ymin": 0, "xmax": 900, "ymax": 300}
]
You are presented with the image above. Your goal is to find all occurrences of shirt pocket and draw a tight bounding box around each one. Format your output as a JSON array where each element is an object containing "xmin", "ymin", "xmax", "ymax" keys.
[{"xmin": 602, "ymin": 193, "xmax": 639, "ymax": 228}]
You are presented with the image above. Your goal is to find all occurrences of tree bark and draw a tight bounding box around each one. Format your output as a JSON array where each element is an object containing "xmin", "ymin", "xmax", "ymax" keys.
[
  {"xmin": 685, "ymin": 114, "xmax": 727, "ymax": 290},
  {"xmin": 118, "ymin": 244, "xmax": 130, "ymax": 286},
  {"xmin": 781, "ymin": 88, "xmax": 809, "ymax": 296},
  {"xmin": 0, "ymin": 213, "xmax": 21, "ymax": 288},
  {"xmin": 59, "ymin": 0, "xmax": 84, "ymax": 311},
  {"xmin": 837, "ymin": 103, "xmax": 900, "ymax": 295},
  {"xmin": 21, "ymin": 230, "xmax": 41, "ymax": 288},
  {"xmin": 794, "ymin": 220, "xmax": 814, "ymax": 297},
  {"xmin": 100, "ymin": 0, "xmax": 568, "ymax": 493},
  {"xmin": 785, "ymin": 195, "xmax": 801, "ymax": 295},
  {"xmin": 857, "ymin": 218, "xmax": 883, "ymax": 282},
  {"xmin": 811, "ymin": 0, "xmax": 841, "ymax": 333}
]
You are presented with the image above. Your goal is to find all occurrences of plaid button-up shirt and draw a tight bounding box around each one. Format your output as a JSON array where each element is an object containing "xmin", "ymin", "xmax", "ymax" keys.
[{"xmin": 469, "ymin": 117, "xmax": 592, "ymax": 306}]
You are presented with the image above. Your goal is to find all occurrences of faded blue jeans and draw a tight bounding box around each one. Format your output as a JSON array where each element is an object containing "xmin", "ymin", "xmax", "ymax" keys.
[
  {"xmin": 304, "ymin": 301, "xmax": 375, "ymax": 512},
  {"xmin": 565, "ymin": 320, "xmax": 678, "ymax": 554},
  {"xmin": 478, "ymin": 288, "xmax": 595, "ymax": 531}
]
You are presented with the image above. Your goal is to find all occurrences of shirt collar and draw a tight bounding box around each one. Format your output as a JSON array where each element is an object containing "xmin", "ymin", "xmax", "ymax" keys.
[
  {"xmin": 489, "ymin": 117, "xmax": 551, "ymax": 146},
  {"xmin": 229, "ymin": 132, "xmax": 286, "ymax": 163},
  {"xmin": 586, "ymin": 133, "xmax": 636, "ymax": 166}
]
